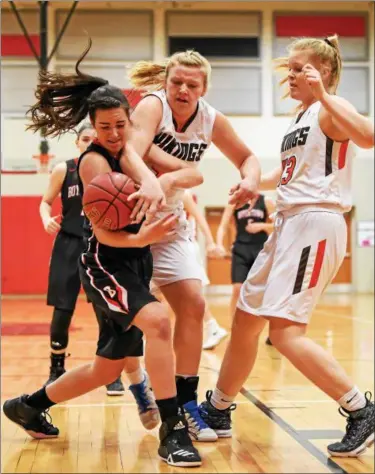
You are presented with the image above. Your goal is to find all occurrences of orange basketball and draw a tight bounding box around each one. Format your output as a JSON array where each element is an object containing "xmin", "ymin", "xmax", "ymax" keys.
[{"xmin": 82, "ymin": 172, "xmax": 137, "ymax": 230}]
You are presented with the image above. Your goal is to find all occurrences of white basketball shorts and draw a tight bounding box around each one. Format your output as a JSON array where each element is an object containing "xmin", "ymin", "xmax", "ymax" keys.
[{"xmin": 237, "ymin": 210, "xmax": 347, "ymax": 323}]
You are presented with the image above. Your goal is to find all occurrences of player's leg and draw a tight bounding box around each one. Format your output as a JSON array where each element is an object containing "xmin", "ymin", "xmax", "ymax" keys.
[
  {"xmin": 45, "ymin": 233, "xmax": 82, "ymax": 385},
  {"xmin": 122, "ymin": 342, "xmax": 160, "ymax": 430},
  {"xmin": 152, "ymin": 237, "xmax": 217, "ymax": 442},
  {"xmin": 93, "ymin": 304, "xmax": 125, "ymax": 395}
]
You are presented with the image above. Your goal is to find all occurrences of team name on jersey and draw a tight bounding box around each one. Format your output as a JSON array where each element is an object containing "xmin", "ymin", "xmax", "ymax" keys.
[
  {"xmin": 281, "ymin": 126, "xmax": 311, "ymax": 153},
  {"xmin": 154, "ymin": 132, "xmax": 208, "ymax": 162},
  {"xmin": 67, "ymin": 184, "xmax": 80, "ymax": 198},
  {"xmin": 237, "ymin": 208, "xmax": 264, "ymax": 220}
]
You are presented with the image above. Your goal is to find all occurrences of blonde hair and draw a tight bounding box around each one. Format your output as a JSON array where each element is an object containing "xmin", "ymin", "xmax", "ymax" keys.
[
  {"xmin": 275, "ymin": 34, "xmax": 342, "ymax": 105},
  {"xmin": 128, "ymin": 50, "xmax": 211, "ymax": 92}
]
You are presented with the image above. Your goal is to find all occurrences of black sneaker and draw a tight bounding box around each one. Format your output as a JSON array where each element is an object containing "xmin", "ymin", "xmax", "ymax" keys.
[
  {"xmin": 328, "ymin": 392, "xmax": 375, "ymax": 457},
  {"xmin": 198, "ymin": 390, "xmax": 236, "ymax": 438},
  {"xmin": 3, "ymin": 395, "xmax": 59, "ymax": 439},
  {"xmin": 45, "ymin": 353, "xmax": 67, "ymax": 387},
  {"xmin": 158, "ymin": 414, "xmax": 202, "ymax": 467},
  {"xmin": 106, "ymin": 377, "xmax": 125, "ymax": 396}
]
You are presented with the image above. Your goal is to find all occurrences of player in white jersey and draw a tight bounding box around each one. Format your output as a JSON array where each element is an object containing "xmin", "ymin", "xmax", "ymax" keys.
[
  {"xmin": 121, "ymin": 50, "xmax": 260, "ymax": 441},
  {"xmin": 199, "ymin": 35, "xmax": 375, "ymax": 458}
]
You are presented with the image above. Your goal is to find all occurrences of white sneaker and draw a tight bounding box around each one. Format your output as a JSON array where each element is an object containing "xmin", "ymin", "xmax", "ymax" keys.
[{"xmin": 203, "ymin": 326, "xmax": 228, "ymax": 350}]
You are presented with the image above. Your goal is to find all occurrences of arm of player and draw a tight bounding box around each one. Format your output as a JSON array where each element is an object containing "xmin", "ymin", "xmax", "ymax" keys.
[
  {"xmin": 301, "ymin": 64, "xmax": 374, "ymax": 149},
  {"xmin": 216, "ymin": 204, "xmax": 235, "ymax": 256},
  {"xmin": 319, "ymin": 93, "xmax": 374, "ymax": 149},
  {"xmin": 120, "ymin": 96, "xmax": 167, "ymax": 223},
  {"xmin": 145, "ymin": 144, "xmax": 192, "ymax": 173},
  {"xmin": 158, "ymin": 169, "xmax": 203, "ymax": 197},
  {"xmin": 259, "ymin": 167, "xmax": 282, "ymax": 191},
  {"xmin": 212, "ymin": 112, "xmax": 261, "ymax": 208},
  {"xmin": 93, "ymin": 214, "xmax": 178, "ymax": 248},
  {"xmin": 39, "ymin": 161, "xmax": 66, "ymax": 234}
]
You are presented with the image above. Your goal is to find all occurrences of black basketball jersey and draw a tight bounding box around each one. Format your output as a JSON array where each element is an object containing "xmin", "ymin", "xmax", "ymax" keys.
[
  {"xmin": 234, "ymin": 195, "xmax": 268, "ymax": 246},
  {"xmin": 60, "ymin": 158, "xmax": 84, "ymax": 237},
  {"xmin": 77, "ymin": 141, "xmax": 148, "ymax": 259}
]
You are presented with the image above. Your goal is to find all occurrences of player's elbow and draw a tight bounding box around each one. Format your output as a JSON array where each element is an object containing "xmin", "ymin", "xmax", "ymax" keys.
[
  {"xmin": 360, "ymin": 132, "xmax": 374, "ymax": 149},
  {"xmin": 194, "ymin": 173, "xmax": 204, "ymax": 186}
]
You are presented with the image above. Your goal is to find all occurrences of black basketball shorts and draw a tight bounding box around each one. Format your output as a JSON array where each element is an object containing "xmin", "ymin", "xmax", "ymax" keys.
[
  {"xmin": 79, "ymin": 249, "xmax": 157, "ymax": 360},
  {"xmin": 47, "ymin": 231, "xmax": 84, "ymax": 311},
  {"xmin": 231, "ymin": 242, "xmax": 264, "ymax": 284}
]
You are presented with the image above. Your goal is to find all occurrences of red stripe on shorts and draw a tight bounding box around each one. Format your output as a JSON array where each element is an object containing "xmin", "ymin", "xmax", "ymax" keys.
[{"xmin": 308, "ymin": 239, "xmax": 327, "ymax": 289}]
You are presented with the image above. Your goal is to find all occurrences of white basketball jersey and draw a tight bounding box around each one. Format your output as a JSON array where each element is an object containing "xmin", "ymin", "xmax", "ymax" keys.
[
  {"xmin": 148, "ymin": 89, "xmax": 216, "ymax": 235},
  {"xmin": 276, "ymin": 101, "xmax": 355, "ymax": 214}
]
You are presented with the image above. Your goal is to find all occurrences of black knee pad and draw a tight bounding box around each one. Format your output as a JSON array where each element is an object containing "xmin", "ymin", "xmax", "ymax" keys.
[{"xmin": 50, "ymin": 308, "xmax": 74, "ymax": 350}]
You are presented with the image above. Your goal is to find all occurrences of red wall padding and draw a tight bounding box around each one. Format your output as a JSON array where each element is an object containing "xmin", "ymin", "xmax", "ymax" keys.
[
  {"xmin": 1, "ymin": 34, "xmax": 40, "ymax": 56},
  {"xmin": 1, "ymin": 196, "xmax": 61, "ymax": 294},
  {"xmin": 275, "ymin": 15, "xmax": 366, "ymax": 37}
]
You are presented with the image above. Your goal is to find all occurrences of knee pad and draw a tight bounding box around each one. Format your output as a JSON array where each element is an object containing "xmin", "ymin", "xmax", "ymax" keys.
[{"xmin": 50, "ymin": 308, "xmax": 74, "ymax": 350}]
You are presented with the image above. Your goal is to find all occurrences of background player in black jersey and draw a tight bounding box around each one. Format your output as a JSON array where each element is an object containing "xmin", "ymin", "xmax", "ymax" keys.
[
  {"xmin": 216, "ymin": 194, "xmax": 275, "ymax": 341},
  {"xmin": 3, "ymin": 43, "xmax": 204, "ymax": 467},
  {"xmin": 40, "ymin": 123, "xmax": 95, "ymax": 385}
]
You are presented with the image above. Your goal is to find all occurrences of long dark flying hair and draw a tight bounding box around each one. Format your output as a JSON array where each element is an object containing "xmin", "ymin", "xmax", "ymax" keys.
[{"xmin": 27, "ymin": 38, "xmax": 129, "ymax": 137}]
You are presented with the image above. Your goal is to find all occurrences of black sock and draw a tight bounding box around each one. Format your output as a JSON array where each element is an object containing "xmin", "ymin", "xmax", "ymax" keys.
[
  {"xmin": 26, "ymin": 387, "xmax": 56, "ymax": 411},
  {"xmin": 176, "ymin": 375, "xmax": 199, "ymax": 406},
  {"xmin": 156, "ymin": 396, "xmax": 180, "ymax": 422},
  {"xmin": 50, "ymin": 353, "xmax": 65, "ymax": 369}
]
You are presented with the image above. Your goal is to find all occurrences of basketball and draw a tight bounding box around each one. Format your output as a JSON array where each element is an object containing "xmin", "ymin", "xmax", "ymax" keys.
[{"xmin": 82, "ymin": 172, "xmax": 137, "ymax": 230}]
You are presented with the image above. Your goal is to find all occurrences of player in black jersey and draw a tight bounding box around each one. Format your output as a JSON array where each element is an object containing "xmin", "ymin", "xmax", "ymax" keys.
[
  {"xmin": 3, "ymin": 42, "xmax": 203, "ymax": 467},
  {"xmin": 216, "ymin": 194, "xmax": 275, "ymax": 324},
  {"xmin": 40, "ymin": 123, "xmax": 95, "ymax": 385}
]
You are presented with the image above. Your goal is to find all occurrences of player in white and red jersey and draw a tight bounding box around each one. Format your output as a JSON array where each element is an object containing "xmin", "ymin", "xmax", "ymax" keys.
[{"xmin": 199, "ymin": 34, "xmax": 374, "ymax": 458}]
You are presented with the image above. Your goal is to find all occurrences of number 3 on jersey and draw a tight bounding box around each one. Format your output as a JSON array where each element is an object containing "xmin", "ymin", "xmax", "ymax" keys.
[{"xmin": 280, "ymin": 155, "xmax": 296, "ymax": 186}]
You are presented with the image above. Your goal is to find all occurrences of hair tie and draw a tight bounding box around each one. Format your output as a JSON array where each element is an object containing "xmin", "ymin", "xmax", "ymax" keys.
[{"xmin": 324, "ymin": 38, "xmax": 333, "ymax": 47}]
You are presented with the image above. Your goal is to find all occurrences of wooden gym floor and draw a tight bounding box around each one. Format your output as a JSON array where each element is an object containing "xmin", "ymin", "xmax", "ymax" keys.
[{"xmin": 1, "ymin": 293, "xmax": 374, "ymax": 473}]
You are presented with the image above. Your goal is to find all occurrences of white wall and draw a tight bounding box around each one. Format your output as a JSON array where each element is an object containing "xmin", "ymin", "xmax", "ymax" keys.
[{"xmin": 1, "ymin": 1, "xmax": 374, "ymax": 293}]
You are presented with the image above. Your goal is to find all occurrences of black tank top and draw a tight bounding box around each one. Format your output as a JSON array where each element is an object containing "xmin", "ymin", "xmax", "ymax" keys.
[
  {"xmin": 234, "ymin": 195, "xmax": 268, "ymax": 245},
  {"xmin": 60, "ymin": 158, "xmax": 84, "ymax": 237},
  {"xmin": 77, "ymin": 141, "xmax": 149, "ymax": 259}
]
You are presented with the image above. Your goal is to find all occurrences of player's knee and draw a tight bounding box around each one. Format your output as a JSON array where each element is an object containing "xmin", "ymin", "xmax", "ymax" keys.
[
  {"xmin": 144, "ymin": 308, "xmax": 172, "ymax": 342},
  {"xmin": 181, "ymin": 294, "xmax": 205, "ymax": 323}
]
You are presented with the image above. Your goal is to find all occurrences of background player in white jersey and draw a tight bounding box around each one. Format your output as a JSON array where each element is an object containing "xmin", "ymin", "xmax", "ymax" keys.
[
  {"xmin": 199, "ymin": 35, "xmax": 375, "ymax": 458},
  {"xmin": 125, "ymin": 50, "xmax": 260, "ymax": 441},
  {"xmin": 182, "ymin": 191, "xmax": 228, "ymax": 350}
]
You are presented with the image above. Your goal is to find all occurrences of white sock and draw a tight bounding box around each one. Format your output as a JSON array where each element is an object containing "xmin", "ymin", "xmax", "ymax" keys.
[
  {"xmin": 210, "ymin": 387, "xmax": 235, "ymax": 411},
  {"xmin": 126, "ymin": 368, "xmax": 145, "ymax": 386},
  {"xmin": 338, "ymin": 386, "xmax": 366, "ymax": 412}
]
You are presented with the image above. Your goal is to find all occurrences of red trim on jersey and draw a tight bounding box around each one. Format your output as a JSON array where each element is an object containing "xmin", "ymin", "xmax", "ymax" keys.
[
  {"xmin": 275, "ymin": 15, "xmax": 366, "ymax": 37},
  {"xmin": 308, "ymin": 239, "xmax": 327, "ymax": 289},
  {"xmin": 338, "ymin": 141, "xmax": 349, "ymax": 170},
  {"xmin": 1, "ymin": 34, "xmax": 40, "ymax": 56}
]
